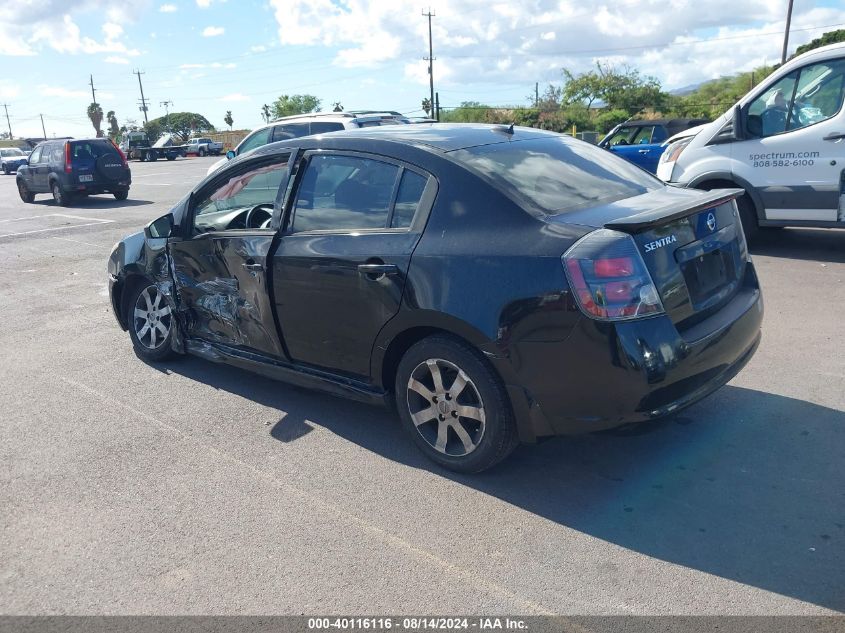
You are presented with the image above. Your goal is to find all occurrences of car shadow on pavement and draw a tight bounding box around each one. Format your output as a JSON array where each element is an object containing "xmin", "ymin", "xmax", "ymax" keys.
[
  {"xmin": 32, "ymin": 197, "xmax": 154, "ymax": 209},
  {"xmin": 164, "ymin": 355, "xmax": 844, "ymax": 612},
  {"xmin": 750, "ymin": 227, "xmax": 845, "ymax": 263}
]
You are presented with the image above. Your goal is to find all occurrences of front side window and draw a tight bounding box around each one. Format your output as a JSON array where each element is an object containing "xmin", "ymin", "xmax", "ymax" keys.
[
  {"xmin": 747, "ymin": 59, "xmax": 845, "ymax": 137},
  {"xmin": 290, "ymin": 155, "xmax": 401, "ymax": 232},
  {"xmin": 453, "ymin": 136, "xmax": 662, "ymax": 216},
  {"xmin": 632, "ymin": 126, "xmax": 656, "ymax": 144},
  {"xmin": 192, "ymin": 158, "xmax": 289, "ymax": 233},
  {"xmin": 29, "ymin": 147, "xmax": 43, "ymax": 164},
  {"xmin": 237, "ymin": 127, "xmax": 272, "ymax": 155},
  {"xmin": 605, "ymin": 126, "xmax": 638, "ymax": 146}
]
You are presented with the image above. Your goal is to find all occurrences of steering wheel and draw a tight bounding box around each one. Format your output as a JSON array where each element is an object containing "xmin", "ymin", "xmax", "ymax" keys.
[{"xmin": 244, "ymin": 203, "xmax": 274, "ymax": 229}]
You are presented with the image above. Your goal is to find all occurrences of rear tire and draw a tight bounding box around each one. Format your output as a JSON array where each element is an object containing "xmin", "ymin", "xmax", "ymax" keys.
[
  {"xmin": 17, "ymin": 179, "xmax": 34, "ymax": 203},
  {"xmin": 394, "ymin": 335, "xmax": 518, "ymax": 473},
  {"xmin": 113, "ymin": 190, "xmax": 129, "ymax": 201},
  {"xmin": 52, "ymin": 181, "xmax": 72, "ymax": 207},
  {"xmin": 166, "ymin": 155, "xmax": 175, "ymax": 161},
  {"xmin": 126, "ymin": 281, "xmax": 176, "ymax": 362}
]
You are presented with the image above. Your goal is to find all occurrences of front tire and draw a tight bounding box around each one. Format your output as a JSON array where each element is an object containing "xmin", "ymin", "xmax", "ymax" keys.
[
  {"xmin": 126, "ymin": 282, "xmax": 176, "ymax": 362},
  {"xmin": 395, "ymin": 335, "xmax": 518, "ymax": 473},
  {"xmin": 736, "ymin": 194, "xmax": 759, "ymax": 240},
  {"xmin": 199, "ymin": 148, "xmax": 207, "ymax": 157},
  {"xmin": 2, "ymin": 164, "xmax": 9, "ymax": 175}
]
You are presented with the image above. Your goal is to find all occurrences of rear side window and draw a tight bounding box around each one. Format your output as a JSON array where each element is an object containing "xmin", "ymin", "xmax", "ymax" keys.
[
  {"xmin": 391, "ymin": 171, "xmax": 427, "ymax": 228},
  {"xmin": 272, "ymin": 123, "xmax": 310, "ymax": 141},
  {"xmin": 452, "ymin": 137, "xmax": 662, "ymax": 216},
  {"xmin": 309, "ymin": 122, "xmax": 345, "ymax": 134},
  {"xmin": 51, "ymin": 145, "xmax": 64, "ymax": 162},
  {"xmin": 291, "ymin": 154, "xmax": 400, "ymax": 232}
]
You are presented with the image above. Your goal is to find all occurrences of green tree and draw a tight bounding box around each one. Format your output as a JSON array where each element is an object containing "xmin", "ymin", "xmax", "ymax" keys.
[
  {"xmin": 562, "ymin": 63, "xmax": 667, "ymax": 117},
  {"xmin": 224, "ymin": 110, "xmax": 233, "ymax": 130},
  {"xmin": 106, "ymin": 110, "xmax": 120, "ymax": 139},
  {"xmin": 440, "ymin": 101, "xmax": 490, "ymax": 122},
  {"xmin": 794, "ymin": 29, "xmax": 845, "ymax": 57},
  {"xmin": 261, "ymin": 104, "xmax": 271, "ymax": 123},
  {"xmin": 87, "ymin": 102, "xmax": 104, "ymax": 137},
  {"xmin": 271, "ymin": 94, "xmax": 321, "ymax": 119},
  {"xmin": 144, "ymin": 112, "xmax": 215, "ymax": 142}
]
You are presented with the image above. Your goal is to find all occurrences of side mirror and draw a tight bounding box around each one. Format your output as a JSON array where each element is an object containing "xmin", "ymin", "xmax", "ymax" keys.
[
  {"xmin": 145, "ymin": 213, "xmax": 175, "ymax": 239},
  {"xmin": 226, "ymin": 150, "xmax": 236, "ymax": 160}
]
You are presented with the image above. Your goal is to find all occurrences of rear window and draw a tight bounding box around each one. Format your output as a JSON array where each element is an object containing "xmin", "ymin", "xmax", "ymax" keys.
[
  {"xmin": 70, "ymin": 141, "xmax": 113, "ymax": 159},
  {"xmin": 451, "ymin": 137, "xmax": 662, "ymax": 215}
]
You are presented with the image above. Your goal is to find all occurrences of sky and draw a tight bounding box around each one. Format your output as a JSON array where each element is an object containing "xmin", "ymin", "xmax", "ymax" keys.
[{"xmin": 1, "ymin": 0, "xmax": 844, "ymax": 139}]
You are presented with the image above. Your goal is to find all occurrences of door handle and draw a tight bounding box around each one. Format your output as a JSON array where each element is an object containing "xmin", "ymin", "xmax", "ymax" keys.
[
  {"xmin": 638, "ymin": 149, "xmax": 650, "ymax": 153},
  {"xmin": 242, "ymin": 260, "xmax": 264, "ymax": 271},
  {"xmin": 358, "ymin": 263, "xmax": 399, "ymax": 279},
  {"xmin": 823, "ymin": 132, "xmax": 845, "ymax": 141}
]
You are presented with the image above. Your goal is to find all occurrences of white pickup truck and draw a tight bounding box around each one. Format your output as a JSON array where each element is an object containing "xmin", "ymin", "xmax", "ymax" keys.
[
  {"xmin": 185, "ymin": 137, "xmax": 223, "ymax": 157},
  {"xmin": 657, "ymin": 41, "xmax": 845, "ymax": 237}
]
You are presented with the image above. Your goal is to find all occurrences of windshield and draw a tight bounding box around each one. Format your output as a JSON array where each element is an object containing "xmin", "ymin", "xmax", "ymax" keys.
[
  {"xmin": 1, "ymin": 148, "xmax": 24, "ymax": 157},
  {"xmin": 452, "ymin": 136, "xmax": 662, "ymax": 215}
]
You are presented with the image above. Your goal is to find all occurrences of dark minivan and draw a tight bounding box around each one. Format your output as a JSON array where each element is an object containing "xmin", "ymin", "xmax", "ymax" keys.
[
  {"xmin": 108, "ymin": 124, "xmax": 762, "ymax": 472},
  {"xmin": 17, "ymin": 138, "xmax": 131, "ymax": 206}
]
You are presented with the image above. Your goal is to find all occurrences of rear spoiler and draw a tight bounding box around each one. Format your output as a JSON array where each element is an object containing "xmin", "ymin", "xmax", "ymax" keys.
[{"xmin": 604, "ymin": 188, "xmax": 744, "ymax": 233}]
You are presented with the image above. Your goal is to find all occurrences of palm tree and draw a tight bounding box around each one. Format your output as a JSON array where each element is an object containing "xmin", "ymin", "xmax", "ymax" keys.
[
  {"xmin": 87, "ymin": 102, "xmax": 104, "ymax": 137},
  {"xmin": 224, "ymin": 110, "xmax": 233, "ymax": 130}
]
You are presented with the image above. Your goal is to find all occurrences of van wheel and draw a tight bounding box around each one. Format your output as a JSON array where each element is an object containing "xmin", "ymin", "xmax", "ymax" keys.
[
  {"xmin": 736, "ymin": 194, "xmax": 758, "ymax": 240},
  {"xmin": 395, "ymin": 335, "xmax": 518, "ymax": 473},
  {"xmin": 17, "ymin": 180, "xmax": 34, "ymax": 203},
  {"xmin": 52, "ymin": 182, "xmax": 72, "ymax": 207}
]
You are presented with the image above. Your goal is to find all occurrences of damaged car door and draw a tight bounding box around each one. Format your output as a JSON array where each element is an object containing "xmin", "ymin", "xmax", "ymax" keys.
[{"xmin": 169, "ymin": 152, "xmax": 295, "ymax": 358}]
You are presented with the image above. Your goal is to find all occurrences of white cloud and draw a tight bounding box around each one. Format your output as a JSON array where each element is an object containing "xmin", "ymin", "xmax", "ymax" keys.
[
  {"xmin": 202, "ymin": 26, "xmax": 225, "ymax": 37},
  {"xmin": 267, "ymin": 0, "xmax": 845, "ymax": 90},
  {"xmin": 250, "ymin": 45, "xmax": 267, "ymax": 53},
  {"xmin": 220, "ymin": 93, "xmax": 250, "ymax": 102},
  {"xmin": 0, "ymin": 82, "xmax": 21, "ymax": 99},
  {"xmin": 104, "ymin": 55, "xmax": 129, "ymax": 64},
  {"xmin": 38, "ymin": 85, "xmax": 89, "ymax": 99},
  {"xmin": 159, "ymin": 4, "xmax": 177, "ymax": 12},
  {"xmin": 196, "ymin": 0, "xmax": 212, "ymax": 7},
  {"xmin": 179, "ymin": 61, "xmax": 235, "ymax": 69}
]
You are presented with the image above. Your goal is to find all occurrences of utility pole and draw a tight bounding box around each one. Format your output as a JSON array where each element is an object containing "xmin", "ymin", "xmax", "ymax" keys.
[
  {"xmin": 134, "ymin": 69, "xmax": 149, "ymax": 124},
  {"xmin": 160, "ymin": 100, "xmax": 173, "ymax": 133},
  {"xmin": 89, "ymin": 74, "xmax": 97, "ymax": 104},
  {"xmin": 535, "ymin": 82, "xmax": 539, "ymax": 109},
  {"xmin": 422, "ymin": 8, "xmax": 436, "ymax": 121},
  {"xmin": 781, "ymin": 0, "xmax": 794, "ymax": 64},
  {"xmin": 40, "ymin": 114, "xmax": 47, "ymax": 139},
  {"xmin": 435, "ymin": 92, "xmax": 440, "ymax": 121},
  {"xmin": 1, "ymin": 103, "xmax": 11, "ymax": 139}
]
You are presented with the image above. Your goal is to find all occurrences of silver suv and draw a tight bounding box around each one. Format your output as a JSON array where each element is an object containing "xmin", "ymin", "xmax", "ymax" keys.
[{"xmin": 207, "ymin": 111, "xmax": 409, "ymax": 175}]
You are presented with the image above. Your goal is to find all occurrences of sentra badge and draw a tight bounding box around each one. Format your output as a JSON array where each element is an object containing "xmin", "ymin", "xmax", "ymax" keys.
[{"xmin": 644, "ymin": 235, "xmax": 677, "ymax": 252}]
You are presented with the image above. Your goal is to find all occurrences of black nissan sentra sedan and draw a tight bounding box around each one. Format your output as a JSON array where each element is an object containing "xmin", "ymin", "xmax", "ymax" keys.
[{"xmin": 108, "ymin": 124, "xmax": 763, "ymax": 472}]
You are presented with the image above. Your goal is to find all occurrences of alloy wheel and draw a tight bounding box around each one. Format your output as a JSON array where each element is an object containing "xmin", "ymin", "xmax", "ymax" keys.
[
  {"xmin": 406, "ymin": 358, "xmax": 486, "ymax": 456},
  {"xmin": 132, "ymin": 285, "xmax": 172, "ymax": 350}
]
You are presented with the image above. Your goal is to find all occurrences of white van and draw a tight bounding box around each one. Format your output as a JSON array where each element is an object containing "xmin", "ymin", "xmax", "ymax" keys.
[{"xmin": 657, "ymin": 42, "xmax": 845, "ymax": 237}]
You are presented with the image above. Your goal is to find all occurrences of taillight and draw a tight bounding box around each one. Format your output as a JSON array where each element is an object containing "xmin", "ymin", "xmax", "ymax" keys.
[
  {"xmin": 563, "ymin": 229, "xmax": 664, "ymax": 321},
  {"xmin": 64, "ymin": 143, "xmax": 72, "ymax": 174},
  {"xmin": 110, "ymin": 139, "xmax": 128, "ymax": 167}
]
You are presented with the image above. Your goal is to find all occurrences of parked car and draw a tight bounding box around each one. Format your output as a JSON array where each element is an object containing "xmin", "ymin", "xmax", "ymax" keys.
[
  {"xmin": 207, "ymin": 111, "xmax": 410, "ymax": 175},
  {"xmin": 186, "ymin": 137, "xmax": 223, "ymax": 157},
  {"xmin": 658, "ymin": 42, "xmax": 845, "ymax": 236},
  {"xmin": 108, "ymin": 124, "xmax": 762, "ymax": 472},
  {"xmin": 17, "ymin": 138, "xmax": 131, "ymax": 205},
  {"xmin": 1, "ymin": 147, "xmax": 28, "ymax": 174},
  {"xmin": 599, "ymin": 118, "xmax": 709, "ymax": 173}
]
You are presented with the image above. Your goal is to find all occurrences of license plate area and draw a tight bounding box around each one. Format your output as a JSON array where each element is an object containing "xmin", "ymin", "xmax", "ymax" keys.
[
  {"xmin": 681, "ymin": 248, "xmax": 735, "ymax": 307},
  {"xmin": 79, "ymin": 174, "xmax": 93, "ymax": 182}
]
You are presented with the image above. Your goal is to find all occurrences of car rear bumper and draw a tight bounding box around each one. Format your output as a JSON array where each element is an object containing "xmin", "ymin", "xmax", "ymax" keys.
[{"xmin": 505, "ymin": 263, "xmax": 763, "ymax": 436}]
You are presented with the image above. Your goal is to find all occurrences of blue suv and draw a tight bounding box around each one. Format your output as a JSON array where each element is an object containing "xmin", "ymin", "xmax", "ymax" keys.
[{"xmin": 599, "ymin": 118, "xmax": 708, "ymax": 173}]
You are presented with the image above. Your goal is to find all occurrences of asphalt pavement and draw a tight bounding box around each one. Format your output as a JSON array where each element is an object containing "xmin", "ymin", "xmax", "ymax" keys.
[{"xmin": 0, "ymin": 156, "xmax": 843, "ymax": 615}]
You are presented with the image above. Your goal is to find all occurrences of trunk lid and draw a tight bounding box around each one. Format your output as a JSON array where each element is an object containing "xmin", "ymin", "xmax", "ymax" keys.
[{"xmin": 551, "ymin": 187, "xmax": 748, "ymax": 328}]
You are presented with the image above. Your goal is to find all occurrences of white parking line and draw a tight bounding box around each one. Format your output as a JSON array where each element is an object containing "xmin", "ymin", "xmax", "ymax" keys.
[
  {"xmin": 0, "ymin": 213, "xmax": 114, "ymax": 239},
  {"xmin": 52, "ymin": 236, "xmax": 111, "ymax": 249}
]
